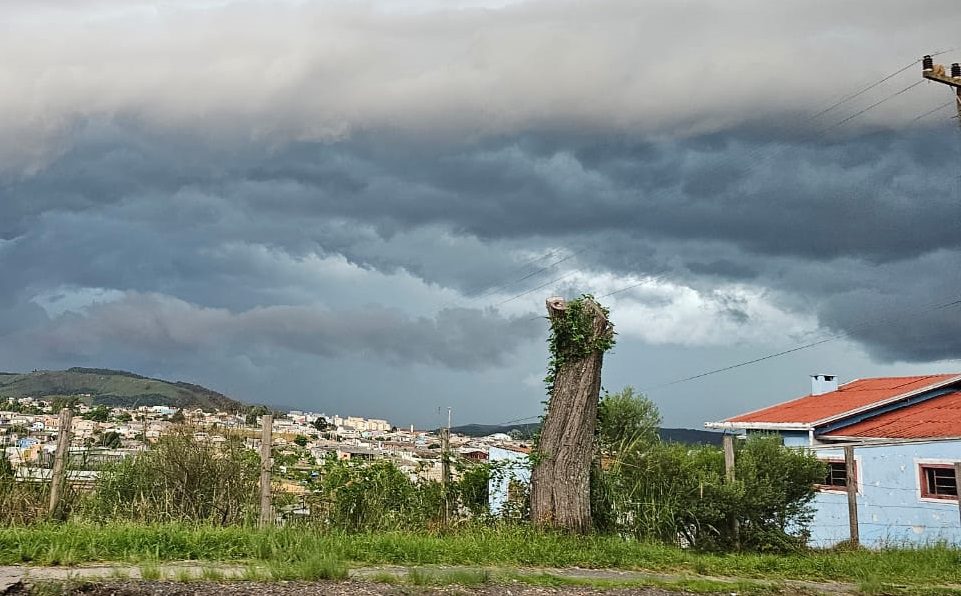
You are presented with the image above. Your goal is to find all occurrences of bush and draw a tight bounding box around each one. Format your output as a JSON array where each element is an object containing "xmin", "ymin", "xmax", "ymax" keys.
[
  {"xmin": 592, "ymin": 388, "xmax": 824, "ymax": 551},
  {"xmin": 595, "ymin": 435, "xmax": 824, "ymax": 551},
  {"xmin": 310, "ymin": 458, "xmax": 445, "ymax": 531},
  {"xmin": 89, "ymin": 428, "xmax": 259, "ymax": 524}
]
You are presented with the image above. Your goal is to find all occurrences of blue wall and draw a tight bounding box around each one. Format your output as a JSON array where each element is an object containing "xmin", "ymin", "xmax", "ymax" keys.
[
  {"xmin": 808, "ymin": 440, "xmax": 961, "ymax": 548},
  {"xmin": 488, "ymin": 446, "xmax": 530, "ymax": 515}
]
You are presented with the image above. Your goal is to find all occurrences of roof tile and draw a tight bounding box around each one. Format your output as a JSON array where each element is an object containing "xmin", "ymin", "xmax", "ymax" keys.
[
  {"xmin": 726, "ymin": 375, "xmax": 959, "ymax": 424},
  {"xmin": 824, "ymin": 390, "xmax": 961, "ymax": 439}
]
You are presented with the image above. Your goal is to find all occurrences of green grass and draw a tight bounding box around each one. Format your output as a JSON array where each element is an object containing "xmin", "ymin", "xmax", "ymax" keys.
[
  {"xmin": 505, "ymin": 571, "xmax": 777, "ymax": 594},
  {"xmin": 138, "ymin": 561, "xmax": 161, "ymax": 580},
  {"xmin": 407, "ymin": 567, "xmax": 491, "ymax": 586},
  {"xmin": 2, "ymin": 523, "xmax": 961, "ymax": 589}
]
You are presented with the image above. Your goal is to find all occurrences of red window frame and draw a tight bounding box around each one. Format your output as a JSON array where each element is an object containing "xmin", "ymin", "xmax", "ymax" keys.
[
  {"xmin": 817, "ymin": 458, "xmax": 856, "ymax": 492},
  {"xmin": 919, "ymin": 464, "xmax": 958, "ymax": 501}
]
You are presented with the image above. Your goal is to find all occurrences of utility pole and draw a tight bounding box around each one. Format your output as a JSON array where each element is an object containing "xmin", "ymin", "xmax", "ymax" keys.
[{"xmin": 922, "ymin": 55, "xmax": 961, "ymax": 127}]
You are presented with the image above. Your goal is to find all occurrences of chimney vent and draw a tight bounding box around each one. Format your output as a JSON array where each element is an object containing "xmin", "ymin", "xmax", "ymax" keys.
[{"xmin": 811, "ymin": 374, "xmax": 838, "ymax": 396}]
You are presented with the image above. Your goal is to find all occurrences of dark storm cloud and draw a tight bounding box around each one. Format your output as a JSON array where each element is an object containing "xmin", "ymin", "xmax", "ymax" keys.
[
  {"xmin": 3, "ymin": 118, "xmax": 961, "ymax": 367},
  {"xmin": 2, "ymin": 0, "xmax": 961, "ymax": 413},
  {"xmin": 20, "ymin": 293, "xmax": 540, "ymax": 370}
]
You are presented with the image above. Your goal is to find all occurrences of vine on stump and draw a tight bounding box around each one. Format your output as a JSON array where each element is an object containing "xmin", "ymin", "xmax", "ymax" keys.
[{"xmin": 531, "ymin": 294, "xmax": 614, "ymax": 533}]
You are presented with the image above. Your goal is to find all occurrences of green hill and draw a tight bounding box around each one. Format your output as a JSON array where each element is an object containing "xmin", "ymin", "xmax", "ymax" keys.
[{"xmin": 0, "ymin": 368, "xmax": 246, "ymax": 412}]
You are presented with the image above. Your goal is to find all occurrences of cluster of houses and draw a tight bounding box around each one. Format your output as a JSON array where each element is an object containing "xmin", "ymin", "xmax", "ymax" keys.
[{"xmin": 0, "ymin": 398, "xmax": 526, "ymax": 490}]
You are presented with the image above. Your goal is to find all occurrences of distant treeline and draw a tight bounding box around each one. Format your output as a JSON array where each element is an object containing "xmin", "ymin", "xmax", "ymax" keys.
[{"xmin": 448, "ymin": 423, "xmax": 722, "ymax": 445}]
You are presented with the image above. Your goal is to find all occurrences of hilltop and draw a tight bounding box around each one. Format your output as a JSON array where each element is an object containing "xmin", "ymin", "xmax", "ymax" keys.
[
  {"xmin": 449, "ymin": 423, "xmax": 722, "ymax": 445},
  {"xmin": 0, "ymin": 368, "xmax": 246, "ymax": 412}
]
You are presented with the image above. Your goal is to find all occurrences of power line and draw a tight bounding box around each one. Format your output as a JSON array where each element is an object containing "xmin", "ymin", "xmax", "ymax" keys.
[
  {"xmin": 641, "ymin": 295, "xmax": 961, "ymax": 393},
  {"xmin": 825, "ymin": 80, "xmax": 925, "ymax": 129},
  {"xmin": 909, "ymin": 100, "xmax": 955, "ymax": 123},
  {"xmin": 496, "ymin": 269, "xmax": 583, "ymax": 306},
  {"xmin": 809, "ymin": 59, "xmax": 921, "ymax": 120}
]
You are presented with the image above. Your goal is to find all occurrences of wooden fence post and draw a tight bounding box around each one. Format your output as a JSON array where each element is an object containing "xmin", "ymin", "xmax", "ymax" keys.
[
  {"xmin": 844, "ymin": 444, "xmax": 859, "ymax": 546},
  {"xmin": 48, "ymin": 408, "xmax": 74, "ymax": 518},
  {"xmin": 723, "ymin": 434, "xmax": 739, "ymax": 548},
  {"xmin": 440, "ymin": 427, "xmax": 451, "ymax": 525},
  {"xmin": 259, "ymin": 414, "xmax": 273, "ymax": 528}
]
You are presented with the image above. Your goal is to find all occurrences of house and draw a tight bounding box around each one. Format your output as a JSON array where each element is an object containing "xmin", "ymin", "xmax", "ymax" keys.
[
  {"xmin": 488, "ymin": 445, "xmax": 532, "ymax": 515},
  {"xmin": 707, "ymin": 374, "xmax": 961, "ymax": 548}
]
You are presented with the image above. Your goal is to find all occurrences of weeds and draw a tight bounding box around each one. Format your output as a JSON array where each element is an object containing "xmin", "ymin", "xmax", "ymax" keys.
[
  {"xmin": 138, "ymin": 561, "xmax": 161, "ymax": 580},
  {"xmin": 2, "ymin": 523, "xmax": 961, "ymax": 588}
]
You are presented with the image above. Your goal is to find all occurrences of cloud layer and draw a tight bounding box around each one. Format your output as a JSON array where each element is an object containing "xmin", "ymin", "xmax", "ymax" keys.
[{"xmin": 2, "ymin": 0, "xmax": 960, "ymax": 423}]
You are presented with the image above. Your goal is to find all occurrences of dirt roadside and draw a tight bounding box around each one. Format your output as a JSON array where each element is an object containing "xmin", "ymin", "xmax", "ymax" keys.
[{"xmin": 0, "ymin": 563, "xmax": 858, "ymax": 595}]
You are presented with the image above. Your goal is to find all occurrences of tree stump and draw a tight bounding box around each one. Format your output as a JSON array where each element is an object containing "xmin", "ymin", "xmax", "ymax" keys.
[{"xmin": 530, "ymin": 295, "xmax": 614, "ymax": 532}]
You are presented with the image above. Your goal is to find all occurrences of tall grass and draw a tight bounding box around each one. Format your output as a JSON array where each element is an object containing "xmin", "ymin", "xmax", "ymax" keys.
[{"xmin": 2, "ymin": 523, "xmax": 961, "ymax": 587}]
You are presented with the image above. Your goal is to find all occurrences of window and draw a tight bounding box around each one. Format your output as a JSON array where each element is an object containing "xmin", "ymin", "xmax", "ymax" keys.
[
  {"xmin": 920, "ymin": 464, "xmax": 958, "ymax": 500},
  {"xmin": 818, "ymin": 459, "xmax": 855, "ymax": 491}
]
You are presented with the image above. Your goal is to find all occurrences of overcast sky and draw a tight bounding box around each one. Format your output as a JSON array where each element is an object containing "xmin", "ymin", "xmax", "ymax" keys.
[{"xmin": 2, "ymin": 0, "xmax": 961, "ymax": 429}]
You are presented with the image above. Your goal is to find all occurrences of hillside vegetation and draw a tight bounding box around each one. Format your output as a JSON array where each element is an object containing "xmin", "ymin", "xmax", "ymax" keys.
[
  {"xmin": 449, "ymin": 423, "xmax": 722, "ymax": 445},
  {"xmin": 0, "ymin": 368, "xmax": 245, "ymax": 412}
]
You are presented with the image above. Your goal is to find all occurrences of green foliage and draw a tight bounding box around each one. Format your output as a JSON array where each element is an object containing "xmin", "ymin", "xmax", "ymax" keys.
[
  {"xmin": 51, "ymin": 395, "xmax": 81, "ymax": 412},
  {"xmin": 97, "ymin": 431, "xmax": 122, "ymax": 449},
  {"xmin": 311, "ymin": 458, "xmax": 444, "ymax": 531},
  {"xmin": 170, "ymin": 409, "xmax": 186, "ymax": 424},
  {"xmin": 82, "ymin": 405, "xmax": 110, "ymax": 422},
  {"xmin": 90, "ymin": 428, "xmax": 259, "ymax": 524},
  {"xmin": 6, "ymin": 524, "xmax": 961, "ymax": 590},
  {"xmin": 597, "ymin": 386, "xmax": 661, "ymax": 454},
  {"xmin": 0, "ymin": 369, "xmax": 244, "ymax": 412},
  {"xmin": 594, "ymin": 433, "xmax": 825, "ymax": 551},
  {"xmin": 245, "ymin": 405, "xmax": 271, "ymax": 426},
  {"xmin": 0, "ymin": 455, "xmax": 12, "ymax": 479},
  {"xmin": 543, "ymin": 295, "xmax": 615, "ymax": 397},
  {"xmin": 454, "ymin": 461, "xmax": 491, "ymax": 517},
  {"xmin": 312, "ymin": 416, "xmax": 334, "ymax": 432},
  {"xmin": 293, "ymin": 434, "xmax": 309, "ymax": 447}
]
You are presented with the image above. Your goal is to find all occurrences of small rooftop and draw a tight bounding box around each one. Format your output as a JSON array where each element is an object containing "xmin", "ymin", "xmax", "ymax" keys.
[
  {"xmin": 718, "ymin": 374, "xmax": 960, "ymax": 427},
  {"xmin": 823, "ymin": 390, "xmax": 961, "ymax": 440}
]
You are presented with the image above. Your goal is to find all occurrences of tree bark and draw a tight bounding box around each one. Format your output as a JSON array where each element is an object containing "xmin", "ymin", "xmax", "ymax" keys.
[{"xmin": 530, "ymin": 296, "xmax": 612, "ymax": 533}]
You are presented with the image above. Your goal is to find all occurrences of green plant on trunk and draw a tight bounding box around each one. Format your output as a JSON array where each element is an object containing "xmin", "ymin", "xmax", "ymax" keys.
[{"xmin": 542, "ymin": 294, "xmax": 615, "ymax": 398}]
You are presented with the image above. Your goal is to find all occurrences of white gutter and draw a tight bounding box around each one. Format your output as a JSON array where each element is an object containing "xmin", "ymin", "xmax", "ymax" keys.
[{"xmin": 704, "ymin": 421, "xmax": 812, "ymax": 431}]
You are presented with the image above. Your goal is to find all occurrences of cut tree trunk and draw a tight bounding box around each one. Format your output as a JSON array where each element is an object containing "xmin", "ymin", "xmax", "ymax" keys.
[{"xmin": 530, "ymin": 296, "xmax": 613, "ymax": 533}]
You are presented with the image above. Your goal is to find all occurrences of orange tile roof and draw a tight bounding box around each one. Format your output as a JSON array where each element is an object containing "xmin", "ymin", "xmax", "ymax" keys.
[
  {"xmin": 824, "ymin": 390, "xmax": 961, "ymax": 439},
  {"xmin": 726, "ymin": 375, "xmax": 960, "ymax": 425}
]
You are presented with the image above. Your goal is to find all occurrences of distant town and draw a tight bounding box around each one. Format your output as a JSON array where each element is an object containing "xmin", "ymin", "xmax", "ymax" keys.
[{"xmin": 0, "ymin": 396, "xmax": 530, "ymax": 489}]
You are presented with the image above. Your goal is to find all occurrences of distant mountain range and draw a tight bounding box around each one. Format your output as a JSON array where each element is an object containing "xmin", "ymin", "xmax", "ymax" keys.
[
  {"xmin": 449, "ymin": 423, "xmax": 722, "ymax": 445},
  {"xmin": 0, "ymin": 368, "xmax": 246, "ymax": 412}
]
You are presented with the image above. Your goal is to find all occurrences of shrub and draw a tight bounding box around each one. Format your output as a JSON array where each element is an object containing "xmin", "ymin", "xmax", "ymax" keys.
[
  {"xmin": 89, "ymin": 427, "xmax": 259, "ymax": 524},
  {"xmin": 310, "ymin": 458, "xmax": 445, "ymax": 531}
]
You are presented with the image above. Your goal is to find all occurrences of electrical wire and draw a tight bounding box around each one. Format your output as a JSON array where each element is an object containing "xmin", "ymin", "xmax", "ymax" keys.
[
  {"xmin": 640, "ymin": 295, "xmax": 961, "ymax": 392},
  {"xmin": 826, "ymin": 80, "xmax": 925, "ymax": 129}
]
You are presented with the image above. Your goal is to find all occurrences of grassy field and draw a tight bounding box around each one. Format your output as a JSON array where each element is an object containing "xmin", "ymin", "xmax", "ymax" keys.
[{"xmin": 2, "ymin": 523, "xmax": 961, "ymax": 591}]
